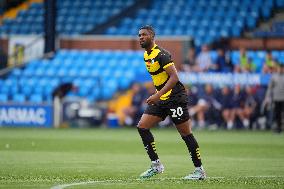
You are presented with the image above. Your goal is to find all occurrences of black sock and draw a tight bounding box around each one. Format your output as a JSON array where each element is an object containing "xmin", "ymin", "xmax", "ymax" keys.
[
  {"xmin": 182, "ymin": 134, "xmax": 202, "ymax": 167},
  {"xmin": 137, "ymin": 127, "xmax": 159, "ymax": 161}
]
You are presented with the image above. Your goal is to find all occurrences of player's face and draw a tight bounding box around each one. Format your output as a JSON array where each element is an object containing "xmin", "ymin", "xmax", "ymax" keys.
[{"xmin": 138, "ymin": 29, "xmax": 152, "ymax": 48}]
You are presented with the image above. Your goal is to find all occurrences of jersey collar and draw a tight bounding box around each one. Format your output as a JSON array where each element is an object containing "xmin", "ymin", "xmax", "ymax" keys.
[
  {"xmin": 146, "ymin": 44, "xmax": 157, "ymax": 55},
  {"xmin": 151, "ymin": 44, "xmax": 157, "ymax": 50}
]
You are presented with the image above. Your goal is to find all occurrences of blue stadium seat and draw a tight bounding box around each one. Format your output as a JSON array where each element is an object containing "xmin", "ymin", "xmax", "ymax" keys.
[
  {"xmin": 231, "ymin": 26, "xmax": 242, "ymax": 37},
  {"xmin": 12, "ymin": 94, "xmax": 26, "ymax": 103},
  {"xmin": 276, "ymin": 0, "xmax": 284, "ymax": 8},
  {"xmin": 100, "ymin": 77, "xmax": 118, "ymax": 99},
  {"xmin": 246, "ymin": 17, "xmax": 257, "ymax": 29},
  {"xmin": 261, "ymin": 6, "xmax": 272, "ymax": 19},
  {"xmin": 0, "ymin": 83, "xmax": 10, "ymax": 94},
  {"xmin": 210, "ymin": 51, "xmax": 218, "ymax": 63},
  {"xmin": 29, "ymin": 94, "xmax": 43, "ymax": 103},
  {"xmin": 0, "ymin": 94, "xmax": 8, "ymax": 102},
  {"xmin": 0, "ymin": 0, "xmax": 135, "ymax": 35},
  {"xmin": 253, "ymin": 57, "xmax": 264, "ymax": 73},
  {"xmin": 21, "ymin": 85, "xmax": 34, "ymax": 96},
  {"xmin": 10, "ymin": 68, "xmax": 22, "ymax": 78},
  {"xmin": 6, "ymin": 49, "xmax": 278, "ymax": 103},
  {"xmin": 102, "ymin": 0, "xmax": 277, "ymax": 46},
  {"xmin": 231, "ymin": 51, "xmax": 240, "ymax": 65}
]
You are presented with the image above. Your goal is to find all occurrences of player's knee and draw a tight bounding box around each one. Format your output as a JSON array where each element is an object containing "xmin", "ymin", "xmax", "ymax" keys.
[
  {"xmin": 137, "ymin": 120, "xmax": 146, "ymax": 129},
  {"xmin": 178, "ymin": 130, "xmax": 191, "ymax": 137},
  {"xmin": 137, "ymin": 127, "xmax": 150, "ymax": 136},
  {"xmin": 176, "ymin": 123, "xmax": 192, "ymax": 136}
]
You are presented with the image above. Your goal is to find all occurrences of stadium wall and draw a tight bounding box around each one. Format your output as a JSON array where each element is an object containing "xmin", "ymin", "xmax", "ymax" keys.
[
  {"xmin": 229, "ymin": 38, "xmax": 284, "ymax": 50},
  {"xmin": 2, "ymin": 36, "xmax": 284, "ymax": 56}
]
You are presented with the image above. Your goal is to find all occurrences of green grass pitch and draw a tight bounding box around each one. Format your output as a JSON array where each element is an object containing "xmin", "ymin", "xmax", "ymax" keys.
[{"xmin": 0, "ymin": 127, "xmax": 284, "ymax": 189}]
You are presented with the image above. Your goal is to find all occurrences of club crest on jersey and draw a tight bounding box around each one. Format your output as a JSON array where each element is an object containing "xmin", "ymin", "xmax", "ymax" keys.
[{"xmin": 146, "ymin": 59, "xmax": 154, "ymax": 65}]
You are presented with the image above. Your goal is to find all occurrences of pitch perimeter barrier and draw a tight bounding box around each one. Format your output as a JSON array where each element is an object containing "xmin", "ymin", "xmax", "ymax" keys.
[
  {"xmin": 0, "ymin": 103, "xmax": 53, "ymax": 127},
  {"xmin": 0, "ymin": 73, "xmax": 271, "ymax": 127},
  {"xmin": 179, "ymin": 72, "xmax": 271, "ymax": 86}
]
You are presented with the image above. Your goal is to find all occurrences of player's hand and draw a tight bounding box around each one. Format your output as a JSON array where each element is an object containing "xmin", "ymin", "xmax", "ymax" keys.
[
  {"xmin": 146, "ymin": 93, "xmax": 160, "ymax": 105},
  {"xmin": 263, "ymin": 97, "xmax": 271, "ymax": 106}
]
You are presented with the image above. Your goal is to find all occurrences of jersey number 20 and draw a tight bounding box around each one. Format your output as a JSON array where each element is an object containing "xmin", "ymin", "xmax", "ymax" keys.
[{"xmin": 170, "ymin": 107, "xmax": 183, "ymax": 117}]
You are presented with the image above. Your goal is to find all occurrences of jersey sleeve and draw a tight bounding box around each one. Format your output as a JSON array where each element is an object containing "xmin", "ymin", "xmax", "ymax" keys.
[{"xmin": 159, "ymin": 51, "xmax": 174, "ymax": 69}]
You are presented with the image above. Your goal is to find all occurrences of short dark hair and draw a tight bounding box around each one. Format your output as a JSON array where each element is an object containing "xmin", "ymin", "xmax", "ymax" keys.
[{"xmin": 140, "ymin": 25, "xmax": 155, "ymax": 37}]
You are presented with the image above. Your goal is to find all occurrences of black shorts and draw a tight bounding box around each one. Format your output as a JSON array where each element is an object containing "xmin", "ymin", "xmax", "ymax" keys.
[{"xmin": 144, "ymin": 91, "xmax": 190, "ymax": 125}]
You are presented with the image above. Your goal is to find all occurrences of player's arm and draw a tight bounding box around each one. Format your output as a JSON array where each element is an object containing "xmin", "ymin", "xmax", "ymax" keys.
[
  {"xmin": 146, "ymin": 63, "xmax": 179, "ymax": 105},
  {"xmin": 156, "ymin": 64, "xmax": 178, "ymax": 97}
]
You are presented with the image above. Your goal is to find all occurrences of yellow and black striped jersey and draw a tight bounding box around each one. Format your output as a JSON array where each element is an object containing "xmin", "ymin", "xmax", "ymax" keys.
[{"xmin": 143, "ymin": 44, "xmax": 185, "ymax": 100}]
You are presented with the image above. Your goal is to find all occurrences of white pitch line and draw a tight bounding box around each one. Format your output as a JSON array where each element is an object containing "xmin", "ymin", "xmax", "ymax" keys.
[
  {"xmin": 239, "ymin": 175, "xmax": 284, "ymax": 179},
  {"xmin": 50, "ymin": 176, "xmax": 283, "ymax": 189},
  {"xmin": 50, "ymin": 179, "xmax": 121, "ymax": 189}
]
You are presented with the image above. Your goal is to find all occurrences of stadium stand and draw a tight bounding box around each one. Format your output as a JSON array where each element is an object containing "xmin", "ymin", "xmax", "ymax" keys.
[
  {"xmin": 0, "ymin": 0, "xmax": 283, "ymax": 129},
  {"xmin": 0, "ymin": 0, "xmax": 281, "ymax": 43},
  {"xmin": 105, "ymin": 0, "xmax": 280, "ymax": 46},
  {"xmin": 0, "ymin": 49, "xmax": 145, "ymax": 103},
  {"xmin": 0, "ymin": 0, "xmax": 135, "ymax": 35},
  {"xmin": 0, "ymin": 0, "xmax": 282, "ymax": 47},
  {"xmin": 0, "ymin": 49, "xmax": 284, "ymax": 104},
  {"xmin": 230, "ymin": 50, "xmax": 284, "ymax": 72}
]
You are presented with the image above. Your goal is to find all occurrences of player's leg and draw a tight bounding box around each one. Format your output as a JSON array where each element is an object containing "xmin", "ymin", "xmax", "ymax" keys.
[
  {"xmin": 196, "ymin": 99, "xmax": 208, "ymax": 128},
  {"xmin": 168, "ymin": 100, "xmax": 206, "ymax": 180},
  {"xmin": 223, "ymin": 109, "xmax": 234, "ymax": 129},
  {"xmin": 236, "ymin": 107, "xmax": 249, "ymax": 128},
  {"xmin": 137, "ymin": 105, "xmax": 166, "ymax": 179},
  {"xmin": 137, "ymin": 113, "xmax": 162, "ymax": 162},
  {"xmin": 176, "ymin": 120, "xmax": 202, "ymax": 168},
  {"xmin": 274, "ymin": 101, "xmax": 283, "ymax": 133},
  {"xmin": 175, "ymin": 120, "xmax": 206, "ymax": 180}
]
